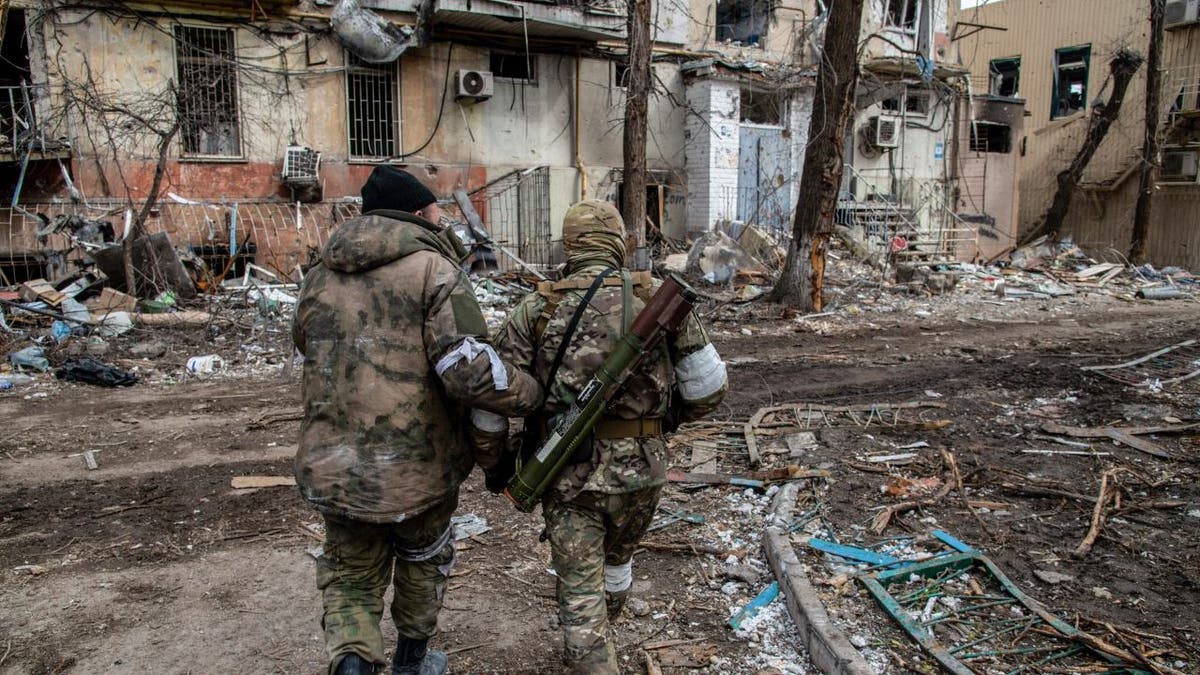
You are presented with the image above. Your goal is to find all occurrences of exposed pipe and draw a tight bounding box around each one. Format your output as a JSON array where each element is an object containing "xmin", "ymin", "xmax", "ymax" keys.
[{"xmin": 575, "ymin": 50, "xmax": 589, "ymax": 199}]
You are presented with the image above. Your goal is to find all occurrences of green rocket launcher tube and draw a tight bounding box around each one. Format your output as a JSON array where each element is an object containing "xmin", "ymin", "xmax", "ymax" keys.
[{"xmin": 505, "ymin": 274, "xmax": 700, "ymax": 512}]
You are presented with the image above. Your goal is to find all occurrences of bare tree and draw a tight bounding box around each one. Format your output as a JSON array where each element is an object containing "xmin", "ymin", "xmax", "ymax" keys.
[
  {"xmin": 622, "ymin": 0, "xmax": 652, "ymax": 267},
  {"xmin": 770, "ymin": 0, "xmax": 866, "ymax": 309},
  {"xmin": 54, "ymin": 61, "xmax": 182, "ymax": 294},
  {"xmin": 1131, "ymin": 0, "xmax": 1165, "ymax": 263},
  {"xmin": 1026, "ymin": 49, "xmax": 1144, "ymax": 245}
]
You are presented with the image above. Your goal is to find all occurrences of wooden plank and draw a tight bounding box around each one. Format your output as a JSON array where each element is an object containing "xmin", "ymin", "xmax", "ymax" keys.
[{"xmin": 231, "ymin": 475, "xmax": 296, "ymax": 489}]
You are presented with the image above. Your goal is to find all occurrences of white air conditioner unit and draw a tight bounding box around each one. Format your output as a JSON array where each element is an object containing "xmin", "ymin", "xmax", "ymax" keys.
[
  {"xmin": 871, "ymin": 115, "xmax": 901, "ymax": 148},
  {"xmin": 455, "ymin": 70, "xmax": 494, "ymax": 102},
  {"xmin": 1166, "ymin": 0, "xmax": 1200, "ymax": 27}
]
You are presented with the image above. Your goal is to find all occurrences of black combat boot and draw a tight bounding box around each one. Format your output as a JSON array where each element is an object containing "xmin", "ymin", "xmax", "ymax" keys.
[
  {"xmin": 334, "ymin": 652, "xmax": 376, "ymax": 675},
  {"xmin": 606, "ymin": 588, "xmax": 630, "ymax": 622},
  {"xmin": 392, "ymin": 635, "xmax": 448, "ymax": 675}
]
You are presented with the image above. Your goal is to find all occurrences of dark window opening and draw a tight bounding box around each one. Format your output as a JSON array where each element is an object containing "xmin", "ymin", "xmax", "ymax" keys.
[
  {"xmin": 1161, "ymin": 148, "xmax": 1199, "ymax": 183},
  {"xmin": 990, "ymin": 57, "xmax": 1020, "ymax": 98},
  {"xmin": 613, "ymin": 61, "xmax": 629, "ymax": 89},
  {"xmin": 0, "ymin": 253, "xmax": 45, "ymax": 285},
  {"xmin": 175, "ymin": 25, "xmax": 242, "ymax": 157},
  {"xmin": 490, "ymin": 52, "xmax": 535, "ymax": 82},
  {"xmin": 882, "ymin": 96, "xmax": 902, "ymax": 113},
  {"xmin": 905, "ymin": 91, "xmax": 929, "ymax": 116},
  {"xmin": 1, "ymin": 9, "xmax": 31, "ymax": 86},
  {"xmin": 969, "ymin": 121, "xmax": 1013, "ymax": 154},
  {"xmin": 1052, "ymin": 45, "xmax": 1090, "ymax": 119},
  {"xmin": 346, "ymin": 53, "xmax": 398, "ymax": 159},
  {"xmin": 191, "ymin": 242, "xmax": 257, "ymax": 280},
  {"xmin": 887, "ymin": 0, "xmax": 920, "ymax": 30},
  {"xmin": 716, "ymin": 0, "xmax": 770, "ymax": 46},
  {"xmin": 616, "ymin": 183, "xmax": 668, "ymax": 231},
  {"xmin": 740, "ymin": 87, "xmax": 784, "ymax": 125}
]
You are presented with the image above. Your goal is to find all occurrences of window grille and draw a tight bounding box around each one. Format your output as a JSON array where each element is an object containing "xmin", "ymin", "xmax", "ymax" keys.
[
  {"xmin": 175, "ymin": 26, "xmax": 242, "ymax": 158},
  {"xmin": 346, "ymin": 53, "xmax": 400, "ymax": 159}
]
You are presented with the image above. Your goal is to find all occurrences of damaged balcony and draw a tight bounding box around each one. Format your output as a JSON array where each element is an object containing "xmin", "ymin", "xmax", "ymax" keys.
[
  {"xmin": 428, "ymin": 0, "xmax": 627, "ymax": 43},
  {"xmin": 0, "ymin": 84, "xmax": 70, "ymax": 164}
]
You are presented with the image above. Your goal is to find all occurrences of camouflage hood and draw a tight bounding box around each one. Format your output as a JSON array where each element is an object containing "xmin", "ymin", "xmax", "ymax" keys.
[{"xmin": 322, "ymin": 210, "xmax": 465, "ymax": 274}]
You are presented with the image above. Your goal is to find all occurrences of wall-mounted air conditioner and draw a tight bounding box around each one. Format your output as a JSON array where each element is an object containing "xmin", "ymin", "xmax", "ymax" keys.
[
  {"xmin": 1166, "ymin": 0, "xmax": 1200, "ymax": 27},
  {"xmin": 871, "ymin": 115, "xmax": 901, "ymax": 148},
  {"xmin": 455, "ymin": 70, "xmax": 494, "ymax": 102}
]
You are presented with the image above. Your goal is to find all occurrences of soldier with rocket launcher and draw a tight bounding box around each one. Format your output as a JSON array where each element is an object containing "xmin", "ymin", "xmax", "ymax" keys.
[{"xmin": 470, "ymin": 200, "xmax": 728, "ymax": 674}]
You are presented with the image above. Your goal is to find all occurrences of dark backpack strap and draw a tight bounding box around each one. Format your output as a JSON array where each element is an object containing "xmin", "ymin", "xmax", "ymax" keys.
[{"xmin": 543, "ymin": 268, "xmax": 614, "ymax": 390}]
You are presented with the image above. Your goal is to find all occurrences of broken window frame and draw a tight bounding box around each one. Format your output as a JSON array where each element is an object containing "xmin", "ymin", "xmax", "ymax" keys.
[
  {"xmin": 174, "ymin": 25, "xmax": 243, "ymax": 160},
  {"xmin": 885, "ymin": 0, "xmax": 921, "ymax": 32},
  {"xmin": 739, "ymin": 87, "xmax": 786, "ymax": 126},
  {"xmin": 490, "ymin": 52, "xmax": 536, "ymax": 84},
  {"xmin": 989, "ymin": 56, "xmax": 1020, "ymax": 98},
  {"xmin": 1051, "ymin": 45, "xmax": 1090, "ymax": 120},
  {"xmin": 904, "ymin": 89, "xmax": 929, "ymax": 117},
  {"xmin": 715, "ymin": 0, "xmax": 771, "ymax": 47},
  {"xmin": 1160, "ymin": 146, "xmax": 1200, "ymax": 183},
  {"xmin": 968, "ymin": 120, "xmax": 1013, "ymax": 154},
  {"xmin": 345, "ymin": 52, "xmax": 401, "ymax": 161}
]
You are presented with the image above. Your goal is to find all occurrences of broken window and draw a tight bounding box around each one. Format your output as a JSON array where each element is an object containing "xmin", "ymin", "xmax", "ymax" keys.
[
  {"xmin": 346, "ymin": 53, "xmax": 399, "ymax": 159},
  {"xmin": 969, "ymin": 121, "xmax": 1012, "ymax": 154},
  {"xmin": 740, "ymin": 87, "xmax": 784, "ymax": 125},
  {"xmin": 490, "ymin": 52, "xmax": 535, "ymax": 82},
  {"xmin": 880, "ymin": 90, "xmax": 927, "ymax": 117},
  {"xmin": 715, "ymin": 0, "xmax": 770, "ymax": 46},
  {"xmin": 1161, "ymin": 147, "xmax": 1199, "ymax": 183},
  {"xmin": 989, "ymin": 57, "xmax": 1020, "ymax": 98},
  {"xmin": 613, "ymin": 61, "xmax": 629, "ymax": 89},
  {"xmin": 175, "ymin": 26, "xmax": 242, "ymax": 158},
  {"xmin": 886, "ymin": 0, "xmax": 920, "ymax": 30},
  {"xmin": 905, "ymin": 90, "xmax": 929, "ymax": 116},
  {"xmin": 1051, "ymin": 45, "xmax": 1090, "ymax": 119}
]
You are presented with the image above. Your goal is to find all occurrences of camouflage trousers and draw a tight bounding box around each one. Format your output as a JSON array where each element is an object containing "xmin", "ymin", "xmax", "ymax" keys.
[
  {"xmin": 543, "ymin": 486, "xmax": 663, "ymax": 674},
  {"xmin": 316, "ymin": 497, "xmax": 457, "ymax": 674}
]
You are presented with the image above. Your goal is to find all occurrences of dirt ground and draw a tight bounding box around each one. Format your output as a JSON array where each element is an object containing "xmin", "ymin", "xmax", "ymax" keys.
[{"xmin": 1, "ymin": 287, "xmax": 1198, "ymax": 674}]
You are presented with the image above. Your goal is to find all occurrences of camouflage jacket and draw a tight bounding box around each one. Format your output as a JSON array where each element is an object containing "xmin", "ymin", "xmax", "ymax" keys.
[
  {"xmin": 292, "ymin": 211, "xmax": 542, "ymax": 523},
  {"xmin": 489, "ymin": 263, "xmax": 726, "ymax": 499}
]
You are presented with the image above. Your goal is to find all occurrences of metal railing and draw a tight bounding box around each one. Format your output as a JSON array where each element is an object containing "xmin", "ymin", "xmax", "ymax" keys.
[
  {"xmin": 839, "ymin": 163, "xmax": 979, "ymax": 260},
  {"xmin": 469, "ymin": 166, "xmax": 556, "ymax": 271}
]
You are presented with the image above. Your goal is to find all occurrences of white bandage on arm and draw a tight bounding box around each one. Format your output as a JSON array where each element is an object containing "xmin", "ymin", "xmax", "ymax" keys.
[
  {"xmin": 470, "ymin": 408, "xmax": 507, "ymax": 433},
  {"xmin": 674, "ymin": 343, "xmax": 727, "ymax": 401},
  {"xmin": 604, "ymin": 561, "xmax": 633, "ymax": 593},
  {"xmin": 435, "ymin": 337, "xmax": 509, "ymax": 391}
]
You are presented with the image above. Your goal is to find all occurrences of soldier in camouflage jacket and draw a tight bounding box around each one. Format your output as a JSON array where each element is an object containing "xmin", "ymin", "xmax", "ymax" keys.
[
  {"xmin": 293, "ymin": 166, "xmax": 543, "ymax": 675},
  {"xmin": 472, "ymin": 200, "xmax": 728, "ymax": 673}
]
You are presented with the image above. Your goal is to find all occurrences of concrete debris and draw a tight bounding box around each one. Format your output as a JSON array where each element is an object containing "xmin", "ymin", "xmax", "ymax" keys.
[{"xmin": 685, "ymin": 231, "xmax": 767, "ymax": 285}]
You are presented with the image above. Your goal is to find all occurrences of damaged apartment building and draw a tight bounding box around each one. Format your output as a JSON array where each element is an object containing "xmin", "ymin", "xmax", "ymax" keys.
[
  {"xmin": 0, "ymin": 0, "xmax": 1017, "ymax": 286},
  {"xmin": 953, "ymin": 0, "xmax": 1200, "ymax": 270}
]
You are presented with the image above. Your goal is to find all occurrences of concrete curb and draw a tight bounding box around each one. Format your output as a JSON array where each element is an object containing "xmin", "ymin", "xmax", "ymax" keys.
[{"xmin": 762, "ymin": 483, "xmax": 874, "ymax": 675}]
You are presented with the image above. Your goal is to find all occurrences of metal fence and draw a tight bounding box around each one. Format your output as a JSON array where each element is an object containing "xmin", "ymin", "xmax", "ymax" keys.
[{"xmin": 470, "ymin": 166, "xmax": 557, "ymax": 271}]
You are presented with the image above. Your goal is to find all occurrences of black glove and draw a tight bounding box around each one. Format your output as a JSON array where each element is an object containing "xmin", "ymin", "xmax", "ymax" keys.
[{"xmin": 484, "ymin": 452, "xmax": 516, "ymax": 494}]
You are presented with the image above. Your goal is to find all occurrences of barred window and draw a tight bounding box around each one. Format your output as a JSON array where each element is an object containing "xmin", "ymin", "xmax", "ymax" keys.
[
  {"xmin": 175, "ymin": 26, "xmax": 242, "ymax": 158},
  {"xmin": 346, "ymin": 53, "xmax": 400, "ymax": 159}
]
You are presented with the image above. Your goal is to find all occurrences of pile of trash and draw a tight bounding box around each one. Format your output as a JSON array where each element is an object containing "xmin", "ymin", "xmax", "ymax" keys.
[{"xmin": 1, "ymin": 230, "xmax": 299, "ymax": 391}]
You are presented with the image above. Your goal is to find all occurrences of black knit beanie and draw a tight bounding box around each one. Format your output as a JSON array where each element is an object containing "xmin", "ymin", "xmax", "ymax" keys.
[{"xmin": 361, "ymin": 165, "xmax": 438, "ymax": 215}]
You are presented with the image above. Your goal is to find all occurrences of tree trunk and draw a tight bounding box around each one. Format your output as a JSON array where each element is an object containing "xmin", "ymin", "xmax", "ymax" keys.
[
  {"xmin": 1131, "ymin": 0, "xmax": 1165, "ymax": 263},
  {"xmin": 123, "ymin": 123, "xmax": 179, "ymax": 296},
  {"xmin": 622, "ymin": 0, "xmax": 651, "ymax": 268},
  {"xmin": 769, "ymin": 0, "xmax": 865, "ymax": 309},
  {"xmin": 1034, "ymin": 49, "xmax": 1145, "ymax": 243}
]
